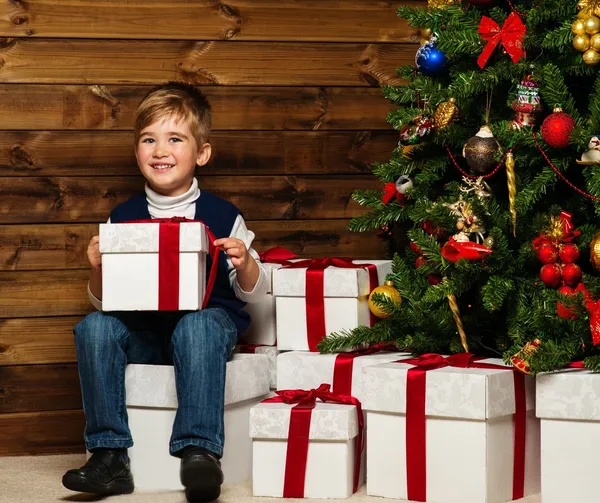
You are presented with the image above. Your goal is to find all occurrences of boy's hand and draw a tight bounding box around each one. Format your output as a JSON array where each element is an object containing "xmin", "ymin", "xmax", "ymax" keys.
[
  {"xmin": 213, "ymin": 237, "xmax": 252, "ymax": 270},
  {"xmin": 87, "ymin": 236, "xmax": 102, "ymax": 269}
]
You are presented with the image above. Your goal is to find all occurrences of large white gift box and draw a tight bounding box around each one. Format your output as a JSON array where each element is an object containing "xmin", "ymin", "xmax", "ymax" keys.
[
  {"xmin": 124, "ymin": 354, "xmax": 270, "ymax": 491},
  {"xmin": 537, "ymin": 368, "xmax": 600, "ymax": 503},
  {"xmin": 277, "ymin": 350, "xmax": 408, "ymax": 401},
  {"xmin": 273, "ymin": 259, "xmax": 392, "ymax": 351},
  {"xmin": 234, "ymin": 344, "xmax": 281, "ymax": 389},
  {"xmin": 250, "ymin": 398, "xmax": 363, "ymax": 499},
  {"xmin": 362, "ymin": 356, "xmax": 541, "ymax": 503},
  {"xmin": 99, "ymin": 222, "xmax": 208, "ymax": 311}
]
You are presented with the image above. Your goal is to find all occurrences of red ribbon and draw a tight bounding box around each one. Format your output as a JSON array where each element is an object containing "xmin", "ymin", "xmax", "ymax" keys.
[
  {"xmin": 477, "ymin": 12, "xmax": 526, "ymax": 69},
  {"xmin": 262, "ymin": 384, "xmax": 364, "ymax": 498},
  {"xmin": 282, "ymin": 258, "xmax": 379, "ymax": 352},
  {"xmin": 441, "ymin": 238, "xmax": 492, "ymax": 262},
  {"xmin": 125, "ymin": 218, "xmax": 219, "ymax": 310},
  {"xmin": 382, "ymin": 182, "xmax": 406, "ymax": 206},
  {"xmin": 238, "ymin": 344, "xmax": 267, "ymax": 354},
  {"xmin": 400, "ymin": 353, "xmax": 526, "ymax": 502},
  {"xmin": 332, "ymin": 345, "xmax": 396, "ymax": 395},
  {"xmin": 258, "ymin": 246, "xmax": 298, "ymax": 265},
  {"xmin": 575, "ymin": 284, "xmax": 600, "ymax": 346}
]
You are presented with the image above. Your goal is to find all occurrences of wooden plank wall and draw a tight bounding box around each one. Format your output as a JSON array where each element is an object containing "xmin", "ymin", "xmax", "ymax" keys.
[{"xmin": 0, "ymin": 0, "xmax": 422, "ymax": 456}]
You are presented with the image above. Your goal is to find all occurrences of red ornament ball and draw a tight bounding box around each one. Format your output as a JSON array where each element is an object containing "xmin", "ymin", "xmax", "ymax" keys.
[
  {"xmin": 537, "ymin": 243, "xmax": 559, "ymax": 264},
  {"xmin": 559, "ymin": 243, "xmax": 580, "ymax": 264},
  {"xmin": 422, "ymin": 220, "xmax": 437, "ymax": 235},
  {"xmin": 562, "ymin": 263, "xmax": 582, "ymax": 286},
  {"xmin": 415, "ymin": 256, "xmax": 428, "ymax": 269},
  {"xmin": 540, "ymin": 263, "xmax": 562, "ymax": 288},
  {"xmin": 541, "ymin": 108, "xmax": 575, "ymax": 148},
  {"xmin": 428, "ymin": 274, "xmax": 442, "ymax": 285},
  {"xmin": 557, "ymin": 285, "xmax": 578, "ymax": 320},
  {"xmin": 410, "ymin": 242, "xmax": 423, "ymax": 255}
]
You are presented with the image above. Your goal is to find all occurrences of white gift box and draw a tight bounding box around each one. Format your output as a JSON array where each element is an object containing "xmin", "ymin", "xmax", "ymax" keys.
[
  {"xmin": 100, "ymin": 222, "xmax": 208, "ymax": 311},
  {"xmin": 250, "ymin": 400, "xmax": 362, "ymax": 499},
  {"xmin": 362, "ymin": 358, "xmax": 541, "ymax": 503},
  {"xmin": 277, "ymin": 350, "xmax": 408, "ymax": 402},
  {"xmin": 234, "ymin": 344, "xmax": 281, "ymax": 389},
  {"xmin": 124, "ymin": 354, "xmax": 270, "ymax": 491},
  {"xmin": 273, "ymin": 260, "xmax": 392, "ymax": 351},
  {"xmin": 536, "ymin": 368, "xmax": 600, "ymax": 503}
]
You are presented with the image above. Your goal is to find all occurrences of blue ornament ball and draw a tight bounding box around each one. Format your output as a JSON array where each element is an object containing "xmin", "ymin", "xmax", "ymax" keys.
[{"xmin": 415, "ymin": 39, "xmax": 448, "ymax": 77}]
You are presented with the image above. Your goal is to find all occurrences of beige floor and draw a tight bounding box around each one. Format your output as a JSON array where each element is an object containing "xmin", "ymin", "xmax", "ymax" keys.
[{"xmin": 0, "ymin": 454, "xmax": 542, "ymax": 503}]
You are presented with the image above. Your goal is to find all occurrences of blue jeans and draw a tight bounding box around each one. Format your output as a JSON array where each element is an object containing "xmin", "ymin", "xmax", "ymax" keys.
[{"xmin": 73, "ymin": 308, "xmax": 238, "ymax": 458}]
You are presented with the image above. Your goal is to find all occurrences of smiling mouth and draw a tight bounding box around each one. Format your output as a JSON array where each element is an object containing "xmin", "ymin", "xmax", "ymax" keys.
[{"xmin": 151, "ymin": 164, "xmax": 174, "ymax": 172}]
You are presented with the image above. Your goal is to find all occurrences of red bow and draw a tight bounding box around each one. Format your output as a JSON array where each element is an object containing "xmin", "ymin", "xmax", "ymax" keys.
[
  {"xmin": 258, "ymin": 246, "xmax": 298, "ymax": 265},
  {"xmin": 263, "ymin": 384, "xmax": 364, "ymax": 497},
  {"xmin": 575, "ymin": 284, "xmax": 600, "ymax": 346},
  {"xmin": 441, "ymin": 238, "xmax": 492, "ymax": 262},
  {"xmin": 382, "ymin": 182, "xmax": 406, "ymax": 206},
  {"xmin": 477, "ymin": 12, "xmax": 526, "ymax": 69}
]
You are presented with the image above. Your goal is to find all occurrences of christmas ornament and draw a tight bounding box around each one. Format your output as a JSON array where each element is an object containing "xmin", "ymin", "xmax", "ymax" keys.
[
  {"xmin": 410, "ymin": 241, "xmax": 422, "ymax": 255},
  {"xmin": 540, "ymin": 263, "xmax": 562, "ymax": 288},
  {"xmin": 557, "ymin": 285, "xmax": 579, "ymax": 320},
  {"xmin": 505, "ymin": 152, "xmax": 517, "ymax": 237},
  {"xmin": 579, "ymin": 0, "xmax": 600, "ymax": 17},
  {"xmin": 592, "ymin": 33, "xmax": 600, "ymax": 50},
  {"xmin": 368, "ymin": 280, "xmax": 402, "ymax": 319},
  {"xmin": 577, "ymin": 135, "xmax": 600, "ymax": 164},
  {"xmin": 419, "ymin": 27, "xmax": 433, "ymax": 45},
  {"xmin": 590, "ymin": 232, "xmax": 600, "ymax": 272},
  {"xmin": 428, "ymin": 274, "xmax": 442, "ymax": 285},
  {"xmin": 447, "ymin": 293, "xmax": 469, "ymax": 353},
  {"xmin": 441, "ymin": 238, "xmax": 492, "ymax": 262},
  {"xmin": 401, "ymin": 144, "xmax": 418, "ymax": 158},
  {"xmin": 398, "ymin": 114, "xmax": 433, "ymax": 146},
  {"xmin": 585, "ymin": 15, "xmax": 600, "ymax": 34},
  {"xmin": 537, "ymin": 243, "xmax": 559, "ymax": 264},
  {"xmin": 428, "ymin": 0, "xmax": 456, "ymax": 7},
  {"xmin": 562, "ymin": 263, "xmax": 582, "ymax": 286},
  {"xmin": 510, "ymin": 339, "xmax": 541, "ymax": 375},
  {"xmin": 575, "ymin": 283, "xmax": 600, "ymax": 346},
  {"xmin": 463, "ymin": 125, "xmax": 501, "ymax": 174},
  {"xmin": 433, "ymin": 98, "xmax": 458, "ymax": 129},
  {"xmin": 574, "ymin": 33, "xmax": 591, "ymax": 52},
  {"xmin": 573, "ymin": 18, "xmax": 587, "ymax": 35},
  {"xmin": 583, "ymin": 48, "xmax": 600, "ymax": 65},
  {"xmin": 541, "ymin": 106, "xmax": 575, "ymax": 148},
  {"xmin": 512, "ymin": 73, "xmax": 542, "ymax": 129},
  {"xmin": 483, "ymin": 235, "xmax": 494, "ymax": 248},
  {"xmin": 415, "ymin": 37, "xmax": 449, "ymax": 77},
  {"xmin": 415, "ymin": 256, "xmax": 428, "ymax": 269},
  {"xmin": 573, "ymin": 8, "xmax": 600, "ymax": 65},
  {"xmin": 443, "ymin": 196, "xmax": 486, "ymax": 243},
  {"xmin": 477, "ymin": 12, "xmax": 526, "ymax": 69},
  {"xmin": 559, "ymin": 243, "xmax": 580, "ymax": 264},
  {"xmin": 459, "ymin": 176, "xmax": 492, "ymax": 201}
]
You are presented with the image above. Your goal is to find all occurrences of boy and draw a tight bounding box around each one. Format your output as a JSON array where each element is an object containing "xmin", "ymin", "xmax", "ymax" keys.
[{"xmin": 62, "ymin": 82, "xmax": 268, "ymax": 502}]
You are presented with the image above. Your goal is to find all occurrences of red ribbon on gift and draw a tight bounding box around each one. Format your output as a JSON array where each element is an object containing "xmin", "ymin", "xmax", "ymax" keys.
[
  {"xmin": 332, "ymin": 345, "xmax": 397, "ymax": 396},
  {"xmin": 382, "ymin": 182, "xmax": 406, "ymax": 206},
  {"xmin": 262, "ymin": 384, "xmax": 364, "ymax": 498},
  {"xmin": 126, "ymin": 218, "xmax": 219, "ymax": 311},
  {"xmin": 281, "ymin": 258, "xmax": 379, "ymax": 352},
  {"xmin": 477, "ymin": 12, "xmax": 526, "ymax": 69},
  {"xmin": 238, "ymin": 344, "xmax": 266, "ymax": 354},
  {"xmin": 575, "ymin": 284, "xmax": 600, "ymax": 346},
  {"xmin": 400, "ymin": 353, "xmax": 527, "ymax": 502},
  {"xmin": 441, "ymin": 238, "xmax": 492, "ymax": 262},
  {"xmin": 258, "ymin": 246, "xmax": 298, "ymax": 265}
]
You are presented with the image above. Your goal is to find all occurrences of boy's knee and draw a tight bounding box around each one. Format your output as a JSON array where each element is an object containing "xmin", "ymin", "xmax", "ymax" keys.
[
  {"xmin": 73, "ymin": 311, "xmax": 122, "ymax": 348},
  {"xmin": 173, "ymin": 309, "xmax": 237, "ymax": 350}
]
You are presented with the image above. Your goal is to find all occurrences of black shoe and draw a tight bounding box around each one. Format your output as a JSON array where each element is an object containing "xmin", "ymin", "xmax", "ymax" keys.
[
  {"xmin": 180, "ymin": 447, "xmax": 223, "ymax": 502},
  {"xmin": 62, "ymin": 449, "xmax": 134, "ymax": 495}
]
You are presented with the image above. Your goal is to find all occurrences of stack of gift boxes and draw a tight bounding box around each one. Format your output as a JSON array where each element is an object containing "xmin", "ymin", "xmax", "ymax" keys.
[{"xmin": 105, "ymin": 220, "xmax": 600, "ymax": 503}]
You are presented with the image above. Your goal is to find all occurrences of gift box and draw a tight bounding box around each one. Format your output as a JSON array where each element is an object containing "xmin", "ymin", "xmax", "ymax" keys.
[
  {"xmin": 537, "ymin": 367, "xmax": 600, "ymax": 503},
  {"xmin": 362, "ymin": 354, "xmax": 541, "ymax": 503},
  {"xmin": 100, "ymin": 220, "xmax": 210, "ymax": 311},
  {"xmin": 124, "ymin": 353, "xmax": 270, "ymax": 491},
  {"xmin": 250, "ymin": 385, "xmax": 364, "ymax": 499},
  {"xmin": 234, "ymin": 344, "xmax": 281, "ymax": 389},
  {"xmin": 277, "ymin": 350, "xmax": 408, "ymax": 401},
  {"xmin": 273, "ymin": 259, "xmax": 392, "ymax": 352}
]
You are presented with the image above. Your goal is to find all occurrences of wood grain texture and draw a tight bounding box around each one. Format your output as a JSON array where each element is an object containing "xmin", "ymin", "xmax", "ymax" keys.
[
  {"xmin": 0, "ymin": 270, "xmax": 92, "ymax": 318},
  {"xmin": 0, "ymin": 0, "xmax": 420, "ymax": 42},
  {"xmin": 0, "ymin": 317, "xmax": 80, "ymax": 365},
  {"xmin": 0, "ymin": 39, "xmax": 410, "ymax": 85},
  {"xmin": 0, "ymin": 131, "xmax": 397, "ymax": 177},
  {"xmin": 0, "ymin": 85, "xmax": 395, "ymax": 131},
  {"xmin": 0, "ymin": 220, "xmax": 386, "ymax": 271},
  {"xmin": 0, "ymin": 409, "xmax": 85, "ymax": 456},
  {"xmin": 0, "ymin": 364, "xmax": 81, "ymax": 413},
  {"xmin": 0, "ymin": 175, "xmax": 380, "ymax": 224}
]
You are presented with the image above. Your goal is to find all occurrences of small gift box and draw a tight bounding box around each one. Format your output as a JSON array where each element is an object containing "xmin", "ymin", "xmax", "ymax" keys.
[
  {"xmin": 362, "ymin": 354, "xmax": 541, "ymax": 503},
  {"xmin": 272, "ymin": 259, "xmax": 392, "ymax": 352},
  {"xmin": 250, "ymin": 384, "xmax": 364, "ymax": 499},
  {"xmin": 99, "ymin": 220, "xmax": 213, "ymax": 311}
]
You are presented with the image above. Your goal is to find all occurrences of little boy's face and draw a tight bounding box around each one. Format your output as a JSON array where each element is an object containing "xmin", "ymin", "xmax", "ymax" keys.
[{"xmin": 135, "ymin": 114, "xmax": 210, "ymax": 197}]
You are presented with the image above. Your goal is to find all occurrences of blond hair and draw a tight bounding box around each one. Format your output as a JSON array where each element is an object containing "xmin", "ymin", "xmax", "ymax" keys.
[{"xmin": 134, "ymin": 82, "xmax": 212, "ymax": 146}]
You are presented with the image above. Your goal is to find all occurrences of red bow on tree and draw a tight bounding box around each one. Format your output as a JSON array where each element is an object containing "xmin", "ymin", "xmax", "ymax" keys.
[
  {"xmin": 477, "ymin": 12, "xmax": 526, "ymax": 69},
  {"xmin": 382, "ymin": 182, "xmax": 406, "ymax": 206},
  {"xmin": 441, "ymin": 238, "xmax": 492, "ymax": 262}
]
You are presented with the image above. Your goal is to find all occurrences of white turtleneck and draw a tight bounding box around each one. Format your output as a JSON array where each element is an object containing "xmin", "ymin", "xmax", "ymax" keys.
[{"xmin": 88, "ymin": 178, "xmax": 268, "ymax": 310}]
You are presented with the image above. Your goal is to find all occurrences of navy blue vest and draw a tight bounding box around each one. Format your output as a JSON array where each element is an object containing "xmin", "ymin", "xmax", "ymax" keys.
[{"xmin": 110, "ymin": 190, "xmax": 251, "ymax": 334}]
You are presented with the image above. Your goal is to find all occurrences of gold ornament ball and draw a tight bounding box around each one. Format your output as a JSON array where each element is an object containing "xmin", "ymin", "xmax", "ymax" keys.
[
  {"xmin": 584, "ymin": 48, "xmax": 600, "ymax": 65},
  {"xmin": 585, "ymin": 16, "xmax": 600, "ymax": 35},
  {"xmin": 420, "ymin": 27, "xmax": 433, "ymax": 39},
  {"xmin": 483, "ymin": 236, "xmax": 495, "ymax": 248},
  {"xmin": 368, "ymin": 280, "xmax": 402, "ymax": 319},
  {"xmin": 573, "ymin": 18, "xmax": 587, "ymax": 35},
  {"xmin": 591, "ymin": 232, "xmax": 600, "ymax": 272},
  {"xmin": 591, "ymin": 33, "xmax": 600, "ymax": 51},
  {"xmin": 574, "ymin": 33, "xmax": 591, "ymax": 52}
]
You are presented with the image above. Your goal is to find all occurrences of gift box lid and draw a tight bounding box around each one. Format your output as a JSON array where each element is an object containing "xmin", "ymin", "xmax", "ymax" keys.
[
  {"xmin": 272, "ymin": 259, "xmax": 392, "ymax": 298},
  {"xmin": 536, "ymin": 369, "xmax": 600, "ymax": 420},
  {"xmin": 250, "ymin": 401, "xmax": 359, "ymax": 440},
  {"xmin": 99, "ymin": 222, "xmax": 208, "ymax": 254},
  {"xmin": 125, "ymin": 354, "xmax": 270, "ymax": 408},
  {"xmin": 361, "ymin": 358, "xmax": 535, "ymax": 420}
]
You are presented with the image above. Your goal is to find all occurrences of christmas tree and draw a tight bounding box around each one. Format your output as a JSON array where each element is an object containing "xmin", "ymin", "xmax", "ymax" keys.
[{"xmin": 318, "ymin": 0, "xmax": 600, "ymax": 375}]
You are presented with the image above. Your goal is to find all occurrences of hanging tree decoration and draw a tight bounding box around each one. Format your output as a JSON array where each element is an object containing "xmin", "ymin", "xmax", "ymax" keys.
[
  {"xmin": 572, "ymin": 0, "xmax": 600, "ymax": 65},
  {"xmin": 463, "ymin": 125, "xmax": 502, "ymax": 174},
  {"xmin": 433, "ymin": 97, "xmax": 459, "ymax": 129},
  {"xmin": 576, "ymin": 135, "xmax": 600, "ymax": 165},
  {"xmin": 506, "ymin": 152, "xmax": 518, "ymax": 236},
  {"xmin": 541, "ymin": 105, "xmax": 576, "ymax": 148},
  {"xmin": 477, "ymin": 12, "xmax": 526, "ymax": 69},
  {"xmin": 511, "ymin": 72, "xmax": 542, "ymax": 130},
  {"xmin": 447, "ymin": 293, "xmax": 469, "ymax": 353},
  {"xmin": 416, "ymin": 35, "xmax": 449, "ymax": 77}
]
